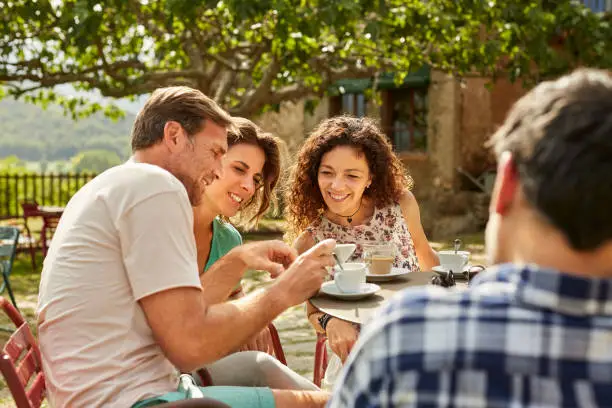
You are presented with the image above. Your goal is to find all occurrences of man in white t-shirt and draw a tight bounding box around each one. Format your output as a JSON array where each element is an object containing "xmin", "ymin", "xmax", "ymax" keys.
[{"xmin": 37, "ymin": 86, "xmax": 335, "ymax": 408}]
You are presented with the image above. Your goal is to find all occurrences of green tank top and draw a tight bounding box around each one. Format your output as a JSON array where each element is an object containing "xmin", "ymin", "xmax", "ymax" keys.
[{"xmin": 203, "ymin": 218, "xmax": 243, "ymax": 294}]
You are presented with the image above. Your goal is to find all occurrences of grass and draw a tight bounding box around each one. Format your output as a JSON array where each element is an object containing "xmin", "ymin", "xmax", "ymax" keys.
[
  {"xmin": 0, "ymin": 226, "xmax": 486, "ymax": 406},
  {"xmin": 0, "ymin": 253, "xmax": 42, "ymax": 336}
]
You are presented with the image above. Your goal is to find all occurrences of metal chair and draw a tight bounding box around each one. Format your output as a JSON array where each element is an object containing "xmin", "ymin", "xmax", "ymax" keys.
[
  {"xmin": 0, "ymin": 226, "xmax": 21, "ymax": 310},
  {"xmin": 0, "ymin": 297, "xmax": 46, "ymax": 408}
]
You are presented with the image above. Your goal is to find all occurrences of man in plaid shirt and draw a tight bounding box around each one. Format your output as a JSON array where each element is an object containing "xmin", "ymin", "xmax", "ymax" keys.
[{"xmin": 329, "ymin": 68, "xmax": 612, "ymax": 407}]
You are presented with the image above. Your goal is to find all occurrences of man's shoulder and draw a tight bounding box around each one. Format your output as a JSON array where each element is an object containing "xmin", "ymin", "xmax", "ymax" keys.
[
  {"xmin": 373, "ymin": 284, "xmax": 475, "ymax": 327},
  {"xmin": 95, "ymin": 162, "xmax": 188, "ymax": 206},
  {"xmin": 101, "ymin": 162, "xmax": 183, "ymax": 190},
  {"xmin": 345, "ymin": 266, "xmax": 524, "ymax": 377},
  {"xmin": 363, "ymin": 266, "xmax": 522, "ymax": 337},
  {"xmin": 395, "ymin": 264, "xmax": 520, "ymax": 305}
]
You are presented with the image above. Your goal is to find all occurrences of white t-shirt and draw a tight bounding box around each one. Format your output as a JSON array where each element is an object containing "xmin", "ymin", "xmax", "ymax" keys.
[{"xmin": 37, "ymin": 162, "xmax": 202, "ymax": 408}]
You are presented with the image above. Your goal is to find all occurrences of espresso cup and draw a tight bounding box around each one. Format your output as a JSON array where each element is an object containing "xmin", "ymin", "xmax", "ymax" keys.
[
  {"xmin": 437, "ymin": 250, "xmax": 470, "ymax": 273},
  {"xmin": 363, "ymin": 244, "xmax": 396, "ymax": 275},
  {"xmin": 334, "ymin": 262, "xmax": 367, "ymax": 293}
]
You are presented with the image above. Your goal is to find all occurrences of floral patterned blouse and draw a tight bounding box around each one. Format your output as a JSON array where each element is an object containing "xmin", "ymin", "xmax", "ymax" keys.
[{"xmin": 306, "ymin": 203, "xmax": 420, "ymax": 272}]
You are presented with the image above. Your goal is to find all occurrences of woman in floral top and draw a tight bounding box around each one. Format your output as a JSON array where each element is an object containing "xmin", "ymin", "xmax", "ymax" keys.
[{"xmin": 286, "ymin": 115, "xmax": 439, "ymax": 363}]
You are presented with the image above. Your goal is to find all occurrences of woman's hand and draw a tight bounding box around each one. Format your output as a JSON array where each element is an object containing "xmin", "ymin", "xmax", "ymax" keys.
[
  {"xmin": 326, "ymin": 318, "xmax": 359, "ymax": 363},
  {"xmin": 239, "ymin": 326, "xmax": 275, "ymax": 355}
]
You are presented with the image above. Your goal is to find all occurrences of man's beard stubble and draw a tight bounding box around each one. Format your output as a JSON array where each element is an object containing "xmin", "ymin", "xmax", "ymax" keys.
[{"xmin": 173, "ymin": 172, "xmax": 204, "ymax": 206}]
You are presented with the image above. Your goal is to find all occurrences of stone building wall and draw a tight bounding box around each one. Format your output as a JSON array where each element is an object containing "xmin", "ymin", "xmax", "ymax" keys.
[
  {"xmin": 252, "ymin": 72, "xmax": 528, "ymax": 240},
  {"xmin": 459, "ymin": 76, "xmax": 528, "ymax": 177},
  {"xmin": 426, "ymin": 74, "xmax": 528, "ymax": 239},
  {"xmin": 303, "ymin": 99, "xmax": 331, "ymax": 140},
  {"xmin": 255, "ymin": 101, "xmax": 306, "ymax": 155},
  {"xmin": 425, "ymin": 71, "xmax": 461, "ymax": 191},
  {"xmin": 459, "ymin": 77, "xmax": 495, "ymax": 176}
]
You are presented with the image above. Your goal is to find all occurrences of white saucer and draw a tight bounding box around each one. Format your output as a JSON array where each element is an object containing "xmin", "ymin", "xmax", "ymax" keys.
[
  {"xmin": 432, "ymin": 264, "xmax": 473, "ymax": 275},
  {"xmin": 319, "ymin": 281, "xmax": 381, "ymax": 300},
  {"xmin": 366, "ymin": 267, "xmax": 412, "ymax": 282}
]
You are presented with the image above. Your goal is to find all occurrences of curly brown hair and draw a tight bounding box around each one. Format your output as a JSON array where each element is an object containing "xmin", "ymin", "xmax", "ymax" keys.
[
  {"xmin": 227, "ymin": 117, "xmax": 283, "ymax": 229},
  {"xmin": 285, "ymin": 115, "xmax": 413, "ymax": 238}
]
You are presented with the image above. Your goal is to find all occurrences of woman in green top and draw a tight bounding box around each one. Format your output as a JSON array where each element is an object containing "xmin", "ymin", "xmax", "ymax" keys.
[{"xmin": 192, "ymin": 118, "xmax": 318, "ymax": 391}]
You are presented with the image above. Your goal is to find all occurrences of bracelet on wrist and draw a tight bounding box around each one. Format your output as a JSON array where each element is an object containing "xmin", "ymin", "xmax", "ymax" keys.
[{"xmin": 317, "ymin": 313, "xmax": 334, "ymax": 331}]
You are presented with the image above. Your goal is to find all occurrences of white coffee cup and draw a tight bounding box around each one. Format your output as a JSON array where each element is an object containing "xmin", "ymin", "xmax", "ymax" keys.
[
  {"xmin": 333, "ymin": 243, "xmax": 357, "ymax": 264},
  {"xmin": 334, "ymin": 262, "xmax": 367, "ymax": 293},
  {"xmin": 437, "ymin": 250, "xmax": 470, "ymax": 272}
]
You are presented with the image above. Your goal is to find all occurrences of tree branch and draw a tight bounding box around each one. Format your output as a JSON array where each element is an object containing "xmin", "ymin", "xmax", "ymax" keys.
[
  {"xmin": 206, "ymin": 52, "xmax": 240, "ymax": 71},
  {"xmin": 231, "ymin": 59, "xmax": 388, "ymax": 116},
  {"xmin": 239, "ymin": 57, "xmax": 281, "ymax": 110},
  {"xmin": 199, "ymin": 61, "xmax": 221, "ymax": 94},
  {"xmin": 213, "ymin": 70, "xmax": 237, "ymax": 103},
  {"xmin": 183, "ymin": 34, "xmax": 205, "ymax": 73},
  {"xmin": 1, "ymin": 62, "xmax": 217, "ymax": 99},
  {"xmin": 128, "ymin": 0, "xmax": 167, "ymax": 39}
]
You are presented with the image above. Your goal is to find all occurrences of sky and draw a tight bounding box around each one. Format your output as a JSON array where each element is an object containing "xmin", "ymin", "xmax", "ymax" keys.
[{"xmin": 55, "ymin": 84, "xmax": 148, "ymax": 114}]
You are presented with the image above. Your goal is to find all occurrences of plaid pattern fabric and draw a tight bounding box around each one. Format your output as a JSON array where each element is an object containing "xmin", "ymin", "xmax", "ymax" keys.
[{"xmin": 328, "ymin": 264, "xmax": 612, "ymax": 407}]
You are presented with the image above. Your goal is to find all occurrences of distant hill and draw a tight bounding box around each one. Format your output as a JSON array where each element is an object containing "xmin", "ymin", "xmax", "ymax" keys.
[{"xmin": 0, "ymin": 99, "xmax": 136, "ymax": 161}]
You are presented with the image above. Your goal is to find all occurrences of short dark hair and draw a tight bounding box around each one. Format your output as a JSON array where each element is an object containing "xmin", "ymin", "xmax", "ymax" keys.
[
  {"xmin": 131, "ymin": 86, "xmax": 233, "ymax": 151},
  {"xmin": 489, "ymin": 68, "xmax": 612, "ymax": 250}
]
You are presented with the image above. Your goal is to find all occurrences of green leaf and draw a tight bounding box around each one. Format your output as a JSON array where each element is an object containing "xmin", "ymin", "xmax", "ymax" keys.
[{"xmin": 0, "ymin": 0, "xmax": 609, "ymax": 118}]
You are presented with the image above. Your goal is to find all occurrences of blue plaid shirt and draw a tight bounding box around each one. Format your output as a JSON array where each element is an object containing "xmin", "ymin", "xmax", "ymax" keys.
[{"xmin": 328, "ymin": 264, "xmax": 612, "ymax": 407}]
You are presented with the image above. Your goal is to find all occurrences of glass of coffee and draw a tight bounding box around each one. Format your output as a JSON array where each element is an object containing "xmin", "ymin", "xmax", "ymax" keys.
[{"xmin": 363, "ymin": 244, "xmax": 396, "ymax": 275}]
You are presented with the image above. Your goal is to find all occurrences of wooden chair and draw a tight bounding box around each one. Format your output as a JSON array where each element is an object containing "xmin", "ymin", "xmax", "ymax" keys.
[
  {"xmin": 313, "ymin": 333, "xmax": 329, "ymax": 387},
  {"xmin": 195, "ymin": 323, "xmax": 287, "ymax": 386},
  {"xmin": 19, "ymin": 200, "xmax": 40, "ymax": 271},
  {"xmin": 0, "ymin": 297, "xmax": 45, "ymax": 408},
  {"xmin": 0, "ymin": 296, "xmax": 25, "ymax": 327},
  {"xmin": 40, "ymin": 214, "xmax": 61, "ymax": 258}
]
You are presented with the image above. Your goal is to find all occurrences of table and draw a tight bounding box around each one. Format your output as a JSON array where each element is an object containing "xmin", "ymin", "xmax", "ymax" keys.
[
  {"xmin": 38, "ymin": 206, "xmax": 64, "ymax": 216},
  {"xmin": 311, "ymin": 271, "xmax": 467, "ymax": 324}
]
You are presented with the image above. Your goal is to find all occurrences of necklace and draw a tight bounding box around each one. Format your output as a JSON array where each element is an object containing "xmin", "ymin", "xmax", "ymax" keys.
[{"xmin": 332, "ymin": 200, "xmax": 362, "ymax": 224}]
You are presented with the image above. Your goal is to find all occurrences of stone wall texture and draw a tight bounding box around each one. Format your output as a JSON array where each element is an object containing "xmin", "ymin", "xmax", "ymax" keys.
[{"xmin": 252, "ymin": 73, "xmax": 528, "ymax": 240}]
